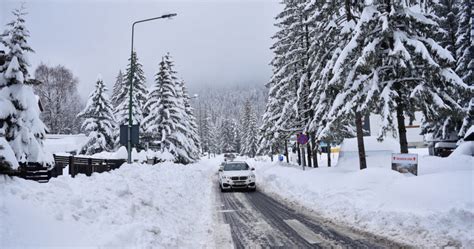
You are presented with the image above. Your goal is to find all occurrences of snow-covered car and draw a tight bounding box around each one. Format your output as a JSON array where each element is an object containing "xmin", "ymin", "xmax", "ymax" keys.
[{"xmin": 218, "ymin": 161, "xmax": 256, "ymax": 192}]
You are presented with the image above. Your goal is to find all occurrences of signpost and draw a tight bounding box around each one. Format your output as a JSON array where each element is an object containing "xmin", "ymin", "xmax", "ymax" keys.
[
  {"xmin": 297, "ymin": 133, "xmax": 309, "ymax": 145},
  {"xmin": 297, "ymin": 133, "xmax": 309, "ymax": 170},
  {"xmin": 391, "ymin": 153, "xmax": 418, "ymax": 175},
  {"xmin": 120, "ymin": 124, "xmax": 140, "ymax": 147}
]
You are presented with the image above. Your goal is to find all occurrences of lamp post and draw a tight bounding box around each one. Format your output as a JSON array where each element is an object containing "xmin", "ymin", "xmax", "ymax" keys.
[{"xmin": 128, "ymin": 13, "xmax": 177, "ymax": 164}]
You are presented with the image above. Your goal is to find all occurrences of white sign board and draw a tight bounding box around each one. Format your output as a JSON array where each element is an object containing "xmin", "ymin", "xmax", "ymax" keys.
[{"xmin": 391, "ymin": 153, "xmax": 418, "ymax": 175}]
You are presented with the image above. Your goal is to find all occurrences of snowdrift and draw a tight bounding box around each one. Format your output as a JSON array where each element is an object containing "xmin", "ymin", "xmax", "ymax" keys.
[
  {"xmin": 338, "ymin": 136, "xmax": 400, "ymax": 169},
  {"xmin": 0, "ymin": 161, "xmax": 216, "ymax": 248},
  {"xmin": 253, "ymin": 151, "xmax": 474, "ymax": 248}
]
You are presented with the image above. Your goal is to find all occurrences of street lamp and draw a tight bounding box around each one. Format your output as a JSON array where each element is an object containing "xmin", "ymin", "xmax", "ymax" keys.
[{"xmin": 128, "ymin": 13, "xmax": 177, "ymax": 164}]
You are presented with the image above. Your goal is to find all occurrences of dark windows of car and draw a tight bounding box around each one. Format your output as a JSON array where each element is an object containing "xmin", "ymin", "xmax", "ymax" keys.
[{"xmin": 223, "ymin": 163, "xmax": 249, "ymax": 171}]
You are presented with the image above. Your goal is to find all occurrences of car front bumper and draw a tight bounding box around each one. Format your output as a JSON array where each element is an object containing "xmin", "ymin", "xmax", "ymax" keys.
[{"xmin": 221, "ymin": 179, "xmax": 256, "ymax": 189}]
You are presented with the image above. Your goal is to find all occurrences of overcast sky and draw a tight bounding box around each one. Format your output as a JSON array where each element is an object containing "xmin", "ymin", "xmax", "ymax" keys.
[{"xmin": 1, "ymin": 0, "xmax": 280, "ymax": 99}]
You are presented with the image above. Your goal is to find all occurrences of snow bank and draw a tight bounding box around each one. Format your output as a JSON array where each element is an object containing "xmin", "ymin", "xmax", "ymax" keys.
[
  {"xmin": 450, "ymin": 141, "xmax": 474, "ymax": 157},
  {"xmin": 338, "ymin": 136, "xmax": 401, "ymax": 170},
  {"xmin": 44, "ymin": 134, "xmax": 88, "ymax": 154},
  {"xmin": 252, "ymin": 151, "xmax": 474, "ymax": 248},
  {"xmin": 0, "ymin": 160, "xmax": 217, "ymax": 248}
]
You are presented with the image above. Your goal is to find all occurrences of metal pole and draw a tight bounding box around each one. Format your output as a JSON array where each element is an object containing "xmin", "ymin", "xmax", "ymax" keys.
[
  {"xmin": 127, "ymin": 13, "xmax": 177, "ymax": 164},
  {"xmin": 128, "ymin": 24, "xmax": 135, "ymax": 164}
]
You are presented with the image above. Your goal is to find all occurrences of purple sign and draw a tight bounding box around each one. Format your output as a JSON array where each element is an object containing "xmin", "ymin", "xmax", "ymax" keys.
[{"xmin": 297, "ymin": 133, "xmax": 309, "ymax": 145}]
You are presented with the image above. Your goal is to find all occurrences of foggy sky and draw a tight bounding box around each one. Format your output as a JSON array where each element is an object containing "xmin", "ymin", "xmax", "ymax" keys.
[{"xmin": 1, "ymin": 0, "xmax": 280, "ymax": 99}]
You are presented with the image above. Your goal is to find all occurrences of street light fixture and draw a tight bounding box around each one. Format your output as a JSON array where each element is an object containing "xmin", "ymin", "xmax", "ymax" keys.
[{"xmin": 127, "ymin": 13, "xmax": 177, "ymax": 164}]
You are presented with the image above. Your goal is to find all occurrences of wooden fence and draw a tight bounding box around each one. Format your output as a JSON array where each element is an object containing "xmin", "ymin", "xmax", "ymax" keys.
[
  {"xmin": 1, "ymin": 155, "xmax": 126, "ymax": 182},
  {"xmin": 53, "ymin": 155, "xmax": 126, "ymax": 178}
]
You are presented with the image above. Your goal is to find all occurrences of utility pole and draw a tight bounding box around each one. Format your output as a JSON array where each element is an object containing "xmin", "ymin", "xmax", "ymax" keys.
[{"xmin": 127, "ymin": 14, "xmax": 177, "ymax": 164}]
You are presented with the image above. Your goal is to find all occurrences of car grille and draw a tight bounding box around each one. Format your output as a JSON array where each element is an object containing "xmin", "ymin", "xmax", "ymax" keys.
[{"xmin": 231, "ymin": 176, "xmax": 248, "ymax": 180}]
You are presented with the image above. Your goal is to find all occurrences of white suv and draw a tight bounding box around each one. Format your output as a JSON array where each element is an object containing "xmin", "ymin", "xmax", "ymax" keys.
[{"xmin": 218, "ymin": 161, "xmax": 256, "ymax": 192}]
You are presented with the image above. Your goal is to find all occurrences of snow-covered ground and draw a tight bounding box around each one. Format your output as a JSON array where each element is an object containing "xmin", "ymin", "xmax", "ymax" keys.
[
  {"xmin": 2, "ymin": 133, "xmax": 472, "ymax": 248},
  {"xmin": 0, "ymin": 159, "xmax": 220, "ymax": 248},
  {"xmin": 250, "ymin": 144, "xmax": 474, "ymax": 248}
]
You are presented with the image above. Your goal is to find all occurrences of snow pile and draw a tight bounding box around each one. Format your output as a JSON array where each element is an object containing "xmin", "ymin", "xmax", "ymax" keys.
[
  {"xmin": 90, "ymin": 147, "xmax": 176, "ymax": 163},
  {"xmin": 0, "ymin": 161, "xmax": 217, "ymax": 248},
  {"xmin": 252, "ymin": 151, "xmax": 474, "ymax": 247},
  {"xmin": 450, "ymin": 141, "xmax": 474, "ymax": 157},
  {"xmin": 44, "ymin": 134, "xmax": 88, "ymax": 154}
]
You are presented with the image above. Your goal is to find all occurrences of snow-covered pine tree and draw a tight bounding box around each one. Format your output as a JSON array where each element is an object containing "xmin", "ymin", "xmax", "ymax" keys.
[
  {"xmin": 259, "ymin": 0, "xmax": 306, "ymax": 155},
  {"xmin": 77, "ymin": 76, "xmax": 116, "ymax": 155},
  {"xmin": 303, "ymin": 0, "xmax": 358, "ymax": 167},
  {"xmin": 455, "ymin": 0, "xmax": 474, "ymax": 137},
  {"xmin": 433, "ymin": 0, "xmax": 459, "ymax": 59},
  {"xmin": 240, "ymin": 99, "xmax": 251, "ymax": 155},
  {"xmin": 220, "ymin": 118, "xmax": 236, "ymax": 153},
  {"xmin": 320, "ymin": 0, "xmax": 469, "ymax": 156},
  {"xmin": 144, "ymin": 53, "xmax": 198, "ymax": 163},
  {"xmin": 200, "ymin": 108, "xmax": 211, "ymax": 154},
  {"xmin": 110, "ymin": 70, "xmax": 124, "ymax": 108},
  {"xmin": 0, "ymin": 6, "xmax": 52, "ymax": 169},
  {"xmin": 179, "ymin": 80, "xmax": 201, "ymax": 159},
  {"xmin": 240, "ymin": 99, "xmax": 258, "ymax": 157},
  {"xmin": 142, "ymin": 56, "xmax": 170, "ymax": 150},
  {"xmin": 209, "ymin": 119, "xmax": 220, "ymax": 155},
  {"xmin": 115, "ymin": 51, "xmax": 147, "ymax": 126},
  {"xmin": 244, "ymin": 110, "xmax": 259, "ymax": 158}
]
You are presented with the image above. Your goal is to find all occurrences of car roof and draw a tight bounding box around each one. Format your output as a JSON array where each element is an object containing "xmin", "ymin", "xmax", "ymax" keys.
[{"xmin": 224, "ymin": 161, "xmax": 246, "ymax": 164}]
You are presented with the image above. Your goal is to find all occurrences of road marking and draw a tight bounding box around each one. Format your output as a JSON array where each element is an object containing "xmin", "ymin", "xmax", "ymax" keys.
[
  {"xmin": 218, "ymin": 209, "xmax": 237, "ymax": 213},
  {"xmin": 284, "ymin": 219, "xmax": 324, "ymax": 245}
]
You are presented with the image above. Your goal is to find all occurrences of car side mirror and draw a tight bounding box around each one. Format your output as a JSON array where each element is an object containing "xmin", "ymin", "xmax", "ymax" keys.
[
  {"xmin": 219, "ymin": 169, "xmax": 223, "ymax": 172},
  {"xmin": 251, "ymin": 167, "xmax": 255, "ymax": 171}
]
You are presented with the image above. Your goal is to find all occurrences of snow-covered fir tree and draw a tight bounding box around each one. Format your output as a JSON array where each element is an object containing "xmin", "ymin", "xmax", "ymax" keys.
[
  {"xmin": 179, "ymin": 80, "xmax": 201, "ymax": 158},
  {"xmin": 220, "ymin": 118, "xmax": 236, "ymax": 153},
  {"xmin": 258, "ymin": 0, "xmax": 307, "ymax": 155},
  {"xmin": 243, "ymin": 111, "xmax": 258, "ymax": 158},
  {"xmin": 77, "ymin": 76, "xmax": 116, "ymax": 155},
  {"xmin": 455, "ymin": 0, "xmax": 474, "ymax": 137},
  {"xmin": 115, "ymin": 51, "xmax": 147, "ymax": 126},
  {"xmin": 143, "ymin": 54, "xmax": 199, "ymax": 163},
  {"xmin": 110, "ymin": 70, "xmax": 124, "ymax": 108},
  {"xmin": 142, "ymin": 56, "xmax": 173, "ymax": 149},
  {"xmin": 317, "ymin": 0, "xmax": 468, "ymax": 154},
  {"xmin": 208, "ymin": 119, "xmax": 220, "ymax": 155},
  {"xmin": 200, "ymin": 108, "xmax": 211, "ymax": 154},
  {"xmin": 0, "ymin": 6, "xmax": 52, "ymax": 169},
  {"xmin": 240, "ymin": 100, "xmax": 258, "ymax": 157}
]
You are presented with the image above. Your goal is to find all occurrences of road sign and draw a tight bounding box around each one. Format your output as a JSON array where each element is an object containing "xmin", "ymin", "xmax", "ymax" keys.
[
  {"xmin": 391, "ymin": 153, "xmax": 418, "ymax": 175},
  {"xmin": 297, "ymin": 133, "xmax": 309, "ymax": 145},
  {"xmin": 119, "ymin": 124, "xmax": 140, "ymax": 146}
]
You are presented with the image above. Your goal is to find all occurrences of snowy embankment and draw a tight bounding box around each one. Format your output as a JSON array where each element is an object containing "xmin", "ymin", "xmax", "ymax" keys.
[
  {"xmin": 251, "ymin": 145, "xmax": 474, "ymax": 248},
  {"xmin": 1, "ymin": 160, "xmax": 218, "ymax": 248}
]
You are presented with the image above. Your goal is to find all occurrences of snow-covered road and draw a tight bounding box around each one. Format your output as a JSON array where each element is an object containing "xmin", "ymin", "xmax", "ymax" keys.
[{"xmin": 216, "ymin": 189, "xmax": 402, "ymax": 248}]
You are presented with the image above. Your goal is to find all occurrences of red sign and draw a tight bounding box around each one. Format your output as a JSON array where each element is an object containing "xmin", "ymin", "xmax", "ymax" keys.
[{"xmin": 391, "ymin": 153, "xmax": 418, "ymax": 175}]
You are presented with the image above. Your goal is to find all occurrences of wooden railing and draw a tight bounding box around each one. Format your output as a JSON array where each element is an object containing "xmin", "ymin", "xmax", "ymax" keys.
[
  {"xmin": 53, "ymin": 155, "xmax": 126, "ymax": 178},
  {"xmin": 1, "ymin": 155, "xmax": 126, "ymax": 182}
]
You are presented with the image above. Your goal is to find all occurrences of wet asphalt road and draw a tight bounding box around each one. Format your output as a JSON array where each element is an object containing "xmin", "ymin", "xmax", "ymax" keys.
[{"xmin": 216, "ymin": 189, "xmax": 405, "ymax": 249}]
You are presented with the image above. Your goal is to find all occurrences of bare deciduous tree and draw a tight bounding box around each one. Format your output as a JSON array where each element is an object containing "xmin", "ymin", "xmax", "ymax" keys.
[{"xmin": 34, "ymin": 63, "xmax": 84, "ymax": 134}]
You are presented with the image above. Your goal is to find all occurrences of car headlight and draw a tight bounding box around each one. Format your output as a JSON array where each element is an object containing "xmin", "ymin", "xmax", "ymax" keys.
[{"xmin": 250, "ymin": 175, "xmax": 255, "ymax": 178}]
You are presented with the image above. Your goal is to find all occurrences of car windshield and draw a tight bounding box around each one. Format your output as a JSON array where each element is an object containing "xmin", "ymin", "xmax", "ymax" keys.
[{"xmin": 223, "ymin": 163, "xmax": 249, "ymax": 171}]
